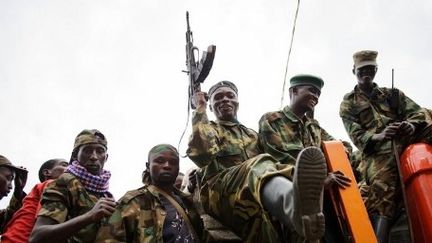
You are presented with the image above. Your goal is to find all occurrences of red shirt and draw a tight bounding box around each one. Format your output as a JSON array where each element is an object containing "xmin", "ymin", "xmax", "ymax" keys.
[{"xmin": 1, "ymin": 180, "xmax": 52, "ymax": 243}]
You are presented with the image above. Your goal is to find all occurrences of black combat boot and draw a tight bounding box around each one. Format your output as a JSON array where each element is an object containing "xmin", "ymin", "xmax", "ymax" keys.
[{"xmin": 261, "ymin": 147, "xmax": 327, "ymax": 242}]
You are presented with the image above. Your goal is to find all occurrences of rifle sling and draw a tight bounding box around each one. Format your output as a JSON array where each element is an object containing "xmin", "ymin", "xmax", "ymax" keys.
[{"xmin": 147, "ymin": 185, "xmax": 200, "ymax": 242}]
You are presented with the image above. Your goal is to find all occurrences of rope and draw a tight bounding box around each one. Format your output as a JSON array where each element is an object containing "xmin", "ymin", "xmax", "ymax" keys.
[
  {"xmin": 280, "ymin": 0, "xmax": 301, "ymax": 109},
  {"xmin": 178, "ymin": 85, "xmax": 192, "ymax": 158}
]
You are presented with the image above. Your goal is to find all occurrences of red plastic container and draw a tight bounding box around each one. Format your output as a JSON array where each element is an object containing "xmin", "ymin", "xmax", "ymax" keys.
[{"xmin": 400, "ymin": 143, "xmax": 432, "ymax": 243}]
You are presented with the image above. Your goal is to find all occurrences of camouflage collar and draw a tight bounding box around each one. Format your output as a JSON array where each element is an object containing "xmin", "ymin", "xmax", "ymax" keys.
[
  {"xmin": 216, "ymin": 119, "xmax": 240, "ymax": 126},
  {"xmin": 354, "ymin": 82, "xmax": 386, "ymax": 98},
  {"xmin": 282, "ymin": 106, "xmax": 302, "ymax": 122}
]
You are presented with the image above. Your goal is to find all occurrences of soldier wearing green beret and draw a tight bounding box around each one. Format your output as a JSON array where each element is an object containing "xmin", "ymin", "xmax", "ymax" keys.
[
  {"xmin": 339, "ymin": 50, "xmax": 432, "ymax": 242},
  {"xmin": 30, "ymin": 129, "xmax": 116, "ymax": 243},
  {"xmin": 95, "ymin": 144, "xmax": 203, "ymax": 243},
  {"xmin": 0, "ymin": 155, "xmax": 28, "ymax": 232},
  {"xmin": 259, "ymin": 74, "xmax": 352, "ymax": 242},
  {"xmin": 187, "ymin": 80, "xmax": 329, "ymax": 242}
]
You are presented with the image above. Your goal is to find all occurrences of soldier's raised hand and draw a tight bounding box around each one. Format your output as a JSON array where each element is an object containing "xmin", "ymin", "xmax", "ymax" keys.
[
  {"xmin": 14, "ymin": 167, "xmax": 28, "ymax": 200},
  {"xmin": 86, "ymin": 197, "xmax": 116, "ymax": 222},
  {"xmin": 191, "ymin": 91, "xmax": 208, "ymax": 109}
]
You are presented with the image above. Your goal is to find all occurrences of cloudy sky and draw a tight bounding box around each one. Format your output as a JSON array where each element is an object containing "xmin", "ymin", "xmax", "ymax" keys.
[{"xmin": 1, "ymin": 0, "xmax": 431, "ymax": 206}]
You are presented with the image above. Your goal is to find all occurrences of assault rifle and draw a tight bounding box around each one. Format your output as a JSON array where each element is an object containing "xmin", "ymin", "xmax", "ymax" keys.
[{"xmin": 184, "ymin": 11, "xmax": 216, "ymax": 109}]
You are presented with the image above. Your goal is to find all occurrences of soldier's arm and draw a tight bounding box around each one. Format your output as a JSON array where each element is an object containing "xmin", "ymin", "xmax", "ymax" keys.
[
  {"xmin": 398, "ymin": 89, "xmax": 426, "ymax": 129},
  {"xmin": 30, "ymin": 197, "xmax": 116, "ymax": 243},
  {"xmin": 340, "ymin": 101, "xmax": 377, "ymax": 154},
  {"xmin": 258, "ymin": 112, "xmax": 297, "ymax": 164},
  {"xmin": 187, "ymin": 93, "xmax": 220, "ymax": 167},
  {"xmin": 0, "ymin": 194, "xmax": 24, "ymax": 232}
]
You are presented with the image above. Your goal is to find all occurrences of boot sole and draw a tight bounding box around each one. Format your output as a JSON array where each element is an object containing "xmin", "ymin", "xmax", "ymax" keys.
[{"xmin": 294, "ymin": 146, "xmax": 327, "ymax": 240}]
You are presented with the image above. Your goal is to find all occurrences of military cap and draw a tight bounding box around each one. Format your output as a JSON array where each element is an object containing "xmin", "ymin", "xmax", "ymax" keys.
[
  {"xmin": 353, "ymin": 50, "xmax": 378, "ymax": 68},
  {"xmin": 290, "ymin": 74, "xmax": 324, "ymax": 90},
  {"xmin": 0, "ymin": 155, "xmax": 27, "ymax": 173},
  {"xmin": 208, "ymin": 80, "xmax": 238, "ymax": 97},
  {"xmin": 73, "ymin": 129, "xmax": 107, "ymax": 151}
]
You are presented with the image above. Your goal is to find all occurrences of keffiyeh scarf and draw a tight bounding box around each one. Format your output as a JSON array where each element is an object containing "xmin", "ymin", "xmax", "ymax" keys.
[{"xmin": 66, "ymin": 161, "xmax": 111, "ymax": 194}]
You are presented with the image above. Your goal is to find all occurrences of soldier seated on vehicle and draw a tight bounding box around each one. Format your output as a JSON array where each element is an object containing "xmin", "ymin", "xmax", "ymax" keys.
[
  {"xmin": 339, "ymin": 50, "xmax": 432, "ymax": 243},
  {"xmin": 259, "ymin": 74, "xmax": 352, "ymax": 242},
  {"xmin": 2, "ymin": 158, "xmax": 68, "ymax": 243},
  {"xmin": 187, "ymin": 80, "xmax": 329, "ymax": 242},
  {"xmin": 30, "ymin": 129, "xmax": 116, "ymax": 243},
  {"xmin": 0, "ymin": 155, "xmax": 28, "ymax": 232},
  {"xmin": 95, "ymin": 144, "xmax": 203, "ymax": 242}
]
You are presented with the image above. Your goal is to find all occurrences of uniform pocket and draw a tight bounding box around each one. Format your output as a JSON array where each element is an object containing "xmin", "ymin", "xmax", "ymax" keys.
[
  {"xmin": 215, "ymin": 147, "xmax": 243, "ymax": 167},
  {"xmin": 355, "ymin": 102, "xmax": 375, "ymax": 129}
]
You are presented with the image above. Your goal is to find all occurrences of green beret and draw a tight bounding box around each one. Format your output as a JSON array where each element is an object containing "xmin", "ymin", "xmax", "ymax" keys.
[
  {"xmin": 73, "ymin": 129, "xmax": 107, "ymax": 151},
  {"xmin": 208, "ymin": 80, "xmax": 238, "ymax": 97},
  {"xmin": 290, "ymin": 74, "xmax": 324, "ymax": 90},
  {"xmin": 0, "ymin": 155, "xmax": 27, "ymax": 173},
  {"xmin": 148, "ymin": 144, "xmax": 179, "ymax": 158}
]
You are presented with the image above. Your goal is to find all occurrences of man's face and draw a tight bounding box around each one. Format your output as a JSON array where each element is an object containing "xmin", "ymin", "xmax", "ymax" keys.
[
  {"xmin": 0, "ymin": 167, "xmax": 15, "ymax": 200},
  {"xmin": 77, "ymin": 143, "xmax": 108, "ymax": 175},
  {"xmin": 354, "ymin": 65, "xmax": 377, "ymax": 86},
  {"xmin": 148, "ymin": 149, "xmax": 179, "ymax": 187},
  {"xmin": 46, "ymin": 160, "xmax": 68, "ymax": 180},
  {"xmin": 292, "ymin": 85, "xmax": 321, "ymax": 113},
  {"xmin": 210, "ymin": 86, "xmax": 239, "ymax": 121}
]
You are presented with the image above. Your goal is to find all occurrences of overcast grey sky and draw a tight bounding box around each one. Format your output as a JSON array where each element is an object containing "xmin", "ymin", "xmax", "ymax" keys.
[{"xmin": 1, "ymin": 0, "xmax": 431, "ymax": 206}]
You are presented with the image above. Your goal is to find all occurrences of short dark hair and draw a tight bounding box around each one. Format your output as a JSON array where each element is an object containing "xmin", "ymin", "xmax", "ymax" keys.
[{"xmin": 38, "ymin": 159, "xmax": 60, "ymax": 182}]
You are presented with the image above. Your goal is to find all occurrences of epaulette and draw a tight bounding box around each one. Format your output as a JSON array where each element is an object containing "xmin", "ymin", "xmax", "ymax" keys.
[
  {"xmin": 265, "ymin": 112, "xmax": 283, "ymax": 122},
  {"xmin": 118, "ymin": 186, "xmax": 149, "ymax": 204}
]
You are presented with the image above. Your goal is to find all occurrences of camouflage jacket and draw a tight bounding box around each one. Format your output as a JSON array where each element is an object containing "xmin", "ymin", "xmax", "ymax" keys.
[
  {"xmin": 259, "ymin": 106, "xmax": 335, "ymax": 165},
  {"xmin": 187, "ymin": 109, "xmax": 261, "ymax": 180},
  {"xmin": 0, "ymin": 194, "xmax": 23, "ymax": 233},
  {"xmin": 339, "ymin": 83, "xmax": 426, "ymax": 155},
  {"xmin": 38, "ymin": 172, "xmax": 111, "ymax": 243},
  {"xmin": 94, "ymin": 185, "xmax": 203, "ymax": 243}
]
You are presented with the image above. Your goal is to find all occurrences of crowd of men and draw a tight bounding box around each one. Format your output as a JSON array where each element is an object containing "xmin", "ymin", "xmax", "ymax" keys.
[{"xmin": 0, "ymin": 50, "xmax": 431, "ymax": 243}]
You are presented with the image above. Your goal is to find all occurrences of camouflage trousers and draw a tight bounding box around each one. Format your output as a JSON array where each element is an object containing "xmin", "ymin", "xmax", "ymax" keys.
[
  {"xmin": 363, "ymin": 123, "xmax": 432, "ymax": 218},
  {"xmin": 200, "ymin": 153, "xmax": 296, "ymax": 243}
]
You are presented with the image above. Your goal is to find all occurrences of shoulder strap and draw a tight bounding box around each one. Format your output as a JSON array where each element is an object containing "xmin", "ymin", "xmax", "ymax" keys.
[{"xmin": 147, "ymin": 185, "xmax": 200, "ymax": 242}]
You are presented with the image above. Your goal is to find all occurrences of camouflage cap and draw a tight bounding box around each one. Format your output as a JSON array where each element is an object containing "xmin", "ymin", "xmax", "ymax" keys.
[
  {"xmin": 290, "ymin": 74, "xmax": 324, "ymax": 90},
  {"xmin": 353, "ymin": 50, "xmax": 378, "ymax": 68},
  {"xmin": 0, "ymin": 155, "xmax": 27, "ymax": 173},
  {"xmin": 73, "ymin": 129, "xmax": 107, "ymax": 151},
  {"xmin": 208, "ymin": 80, "xmax": 238, "ymax": 97}
]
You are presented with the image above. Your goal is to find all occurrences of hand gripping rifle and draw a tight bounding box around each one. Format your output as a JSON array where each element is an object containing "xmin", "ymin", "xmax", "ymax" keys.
[{"xmin": 184, "ymin": 11, "xmax": 216, "ymax": 109}]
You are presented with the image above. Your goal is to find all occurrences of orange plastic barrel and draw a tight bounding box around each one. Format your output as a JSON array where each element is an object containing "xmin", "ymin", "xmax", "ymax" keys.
[{"xmin": 400, "ymin": 143, "xmax": 432, "ymax": 243}]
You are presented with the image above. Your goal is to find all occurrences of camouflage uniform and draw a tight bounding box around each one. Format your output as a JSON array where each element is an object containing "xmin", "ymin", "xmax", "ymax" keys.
[
  {"xmin": 259, "ymin": 106, "xmax": 335, "ymax": 168},
  {"xmin": 0, "ymin": 195, "xmax": 23, "ymax": 232},
  {"xmin": 38, "ymin": 172, "xmax": 112, "ymax": 243},
  {"xmin": 187, "ymin": 109, "xmax": 292, "ymax": 243},
  {"xmin": 94, "ymin": 185, "xmax": 203, "ymax": 243},
  {"xmin": 339, "ymin": 84, "xmax": 432, "ymax": 217}
]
